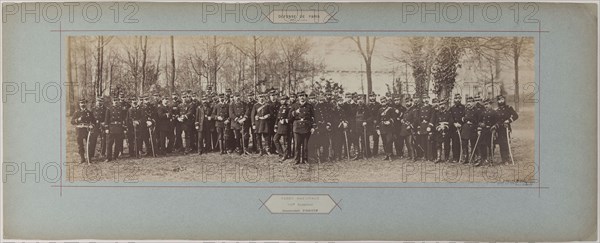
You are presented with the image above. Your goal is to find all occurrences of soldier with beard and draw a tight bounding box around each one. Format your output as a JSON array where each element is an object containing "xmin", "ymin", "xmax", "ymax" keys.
[
  {"xmin": 142, "ymin": 95, "xmax": 158, "ymax": 157},
  {"xmin": 461, "ymin": 96, "xmax": 481, "ymax": 164},
  {"xmin": 245, "ymin": 92, "xmax": 258, "ymax": 154},
  {"xmin": 89, "ymin": 97, "xmax": 106, "ymax": 159},
  {"xmin": 432, "ymin": 99, "xmax": 453, "ymax": 163},
  {"xmin": 328, "ymin": 94, "xmax": 343, "ymax": 161},
  {"xmin": 367, "ymin": 92, "xmax": 381, "ymax": 156},
  {"xmin": 399, "ymin": 96, "xmax": 417, "ymax": 160},
  {"xmin": 450, "ymin": 93, "xmax": 465, "ymax": 162},
  {"xmin": 338, "ymin": 93, "xmax": 357, "ymax": 160},
  {"xmin": 494, "ymin": 95, "xmax": 519, "ymax": 164}
]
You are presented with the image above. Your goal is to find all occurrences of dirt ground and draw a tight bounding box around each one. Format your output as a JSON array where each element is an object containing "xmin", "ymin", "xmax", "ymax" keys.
[{"xmin": 65, "ymin": 106, "xmax": 535, "ymax": 183}]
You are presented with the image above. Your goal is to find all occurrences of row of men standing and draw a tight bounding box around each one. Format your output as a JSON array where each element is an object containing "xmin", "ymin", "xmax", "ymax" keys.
[{"xmin": 71, "ymin": 89, "xmax": 518, "ymax": 166}]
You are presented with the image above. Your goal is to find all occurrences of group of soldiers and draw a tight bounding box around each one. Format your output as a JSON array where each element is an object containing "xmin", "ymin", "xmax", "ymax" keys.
[{"xmin": 71, "ymin": 86, "xmax": 519, "ymax": 167}]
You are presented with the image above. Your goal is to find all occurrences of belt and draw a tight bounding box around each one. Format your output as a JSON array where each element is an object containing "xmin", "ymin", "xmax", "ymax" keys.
[{"xmin": 76, "ymin": 124, "xmax": 92, "ymax": 128}]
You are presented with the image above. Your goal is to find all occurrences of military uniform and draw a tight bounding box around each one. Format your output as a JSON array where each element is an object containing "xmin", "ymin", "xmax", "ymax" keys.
[
  {"xmin": 432, "ymin": 100, "xmax": 453, "ymax": 162},
  {"xmin": 180, "ymin": 98, "xmax": 197, "ymax": 153},
  {"xmin": 450, "ymin": 95, "xmax": 465, "ymax": 162},
  {"xmin": 156, "ymin": 100, "xmax": 174, "ymax": 154},
  {"xmin": 495, "ymin": 95, "xmax": 519, "ymax": 163},
  {"xmin": 289, "ymin": 96, "xmax": 314, "ymax": 164},
  {"xmin": 71, "ymin": 100, "xmax": 95, "ymax": 163},
  {"xmin": 273, "ymin": 97, "xmax": 292, "ymax": 160},
  {"xmin": 477, "ymin": 100, "xmax": 498, "ymax": 164},
  {"xmin": 229, "ymin": 97, "xmax": 250, "ymax": 154},
  {"xmin": 213, "ymin": 96, "xmax": 230, "ymax": 154},
  {"xmin": 416, "ymin": 100, "xmax": 434, "ymax": 160},
  {"xmin": 313, "ymin": 99, "xmax": 332, "ymax": 161},
  {"xmin": 461, "ymin": 97, "xmax": 481, "ymax": 163},
  {"xmin": 171, "ymin": 96, "xmax": 183, "ymax": 152},
  {"xmin": 391, "ymin": 98, "xmax": 407, "ymax": 158},
  {"xmin": 377, "ymin": 98, "xmax": 398, "ymax": 160},
  {"xmin": 194, "ymin": 98, "xmax": 211, "ymax": 154},
  {"xmin": 354, "ymin": 97, "xmax": 370, "ymax": 159},
  {"xmin": 142, "ymin": 98, "xmax": 158, "ymax": 156},
  {"xmin": 127, "ymin": 101, "xmax": 149, "ymax": 158},
  {"xmin": 399, "ymin": 100, "xmax": 417, "ymax": 160},
  {"xmin": 89, "ymin": 98, "xmax": 107, "ymax": 158},
  {"xmin": 251, "ymin": 96, "xmax": 272, "ymax": 155},
  {"xmin": 104, "ymin": 99, "xmax": 127, "ymax": 161},
  {"xmin": 367, "ymin": 96, "xmax": 382, "ymax": 155}
]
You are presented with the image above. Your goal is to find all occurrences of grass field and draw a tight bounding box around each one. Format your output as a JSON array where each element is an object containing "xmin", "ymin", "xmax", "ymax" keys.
[{"xmin": 66, "ymin": 105, "xmax": 535, "ymax": 183}]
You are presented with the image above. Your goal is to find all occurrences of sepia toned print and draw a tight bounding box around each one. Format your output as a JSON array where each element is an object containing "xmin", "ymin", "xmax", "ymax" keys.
[{"xmin": 66, "ymin": 36, "xmax": 535, "ymax": 183}]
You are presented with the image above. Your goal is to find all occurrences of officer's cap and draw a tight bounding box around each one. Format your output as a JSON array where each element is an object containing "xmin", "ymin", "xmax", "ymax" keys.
[
  {"xmin": 431, "ymin": 98, "xmax": 439, "ymax": 104},
  {"xmin": 280, "ymin": 95, "xmax": 289, "ymax": 100},
  {"xmin": 483, "ymin": 98, "xmax": 492, "ymax": 105},
  {"xmin": 297, "ymin": 91, "xmax": 307, "ymax": 97},
  {"xmin": 394, "ymin": 96, "xmax": 402, "ymax": 101},
  {"xmin": 473, "ymin": 95, "xmax": 482, "ymax": 102},
  {"xmin": 405, "ymin": 96, "xmax": 412, "ymax": 102},
  {"xmin": 466, "ymin": 96, "xmax": 474, "ymax": 102},
  {"xmin": 454, "ymin": 93, "xmax": 462, "ymax": 99},
  {"xmin": 78, "ymin": 99, "xmax": 87, "ymax": 104},
  {"xmin": 345, "ymin": 93, "xmax": 353, "ymax": 98},
  {"xmin": 380, "ymin": 96, "xmax": 388, "ymax": 102},
  {"xmin": 496, "ymin": 95, "xmax": 505, "ymax": 100},
  {"xmin": 308, "ymin": 93, "xmax": 316, "ymax": 99}
]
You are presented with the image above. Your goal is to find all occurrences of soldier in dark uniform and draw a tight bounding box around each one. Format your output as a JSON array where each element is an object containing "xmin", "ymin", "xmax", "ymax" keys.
[
  {"xmin": 416, "ymin": 96, "xmax": 434, "ymax": 161},
  {"xmin": 450, "ymin": 94, "xmax": 465, "ymax": 162},
  {"xmin": 229, "ymin": 92, "xmax": 250, "ymax": 155},
  {"xmin": 399, "ymin": 96, "xmax": 416, "ymax": 160},
  {"xmin": 273, "ymin": 95, "xmax": 292, "ymax": 162},
  {"xmin": 432, "ymin": 99, "xmax": 453, "ymax": 163},
  {"xmin": 104, "ymin": 97, "xmax": 126, "ymax": 162},
  {"xmin": 376, "ymin": 96, "xmax": 398, "ymax": 160},
  {"xmin": 245, "ymin": 92, "xmax": 258, "ymax": 154},
  {"xmin": 207, "ymin": 94, "xmax": 218, "ymax": 152},
  {"xmin": 89, "ymin": 97, "xmax": 106, "ymax": 159},
  {"xmin": 156, "ymin": 97, "xmax": 174, "ymax": 155},
  {"xmin": 313, "ymin": 94, "xmax": 332, "ymax": 162},
  {"xmin": 180, "ymin": 94, "xmax": 197, "ymax": 154},
  {"xmin": 212, "ymin": 94, "xmax": 230, "ymax": 154},
  {"xmin": 252, "ymin": 93, "xmax": 273, "ymax": 155},
  {"xmin": 268, "ymin": 91, "xmax": 280, "ymax": 154},
  {"xmin": 367, "ymin": 92, "xmax": 381, "ymax": 156},
  {"xmin": 327, "ymin": 95, "xmax": 342, "ymax": 161},
  {"xmin": 142, "ymin": 95, "xmax": 158, "ymax": 157},
  {"xmin": 476, "ymin": 99, "xmax": 498, "ymax": 166},
  {"xmin": 339, "ymin": 93, "xmax": 357, "ymax": 160},
  {"xmin": 461, "ymin": 96, "xmax": 481, "ymax": 164},
  {"xmin": 494, "ymin": 95, "xmax": 519, "ymax": 164},
  {"xmin": 354, "ymin": 94, "xmax": 370, "ymax": 159},
  {"xmin": 171, "ymin": 93, "xmax": 183, "ymax": 152},
  {"xmin": 391, "ymin": 96, "xmax": 407, "ymax": 158},
  {"xmin": 127, "ymin": 97, "xmax": 148, "ymax": 158},
  {"xmin": 194, "ymin": 96, "xmax": 209, "ymax": 154},
  {"xmin": 124, "ymin": 97, "xmax": 137, "ymax": 157},
  {"xmin": 289, "ymin": 91, "xmax": 315, "ymax": 164},
  {"xmin": 71, "ymin": 99, "xmax": 95, "ymax": 163}
]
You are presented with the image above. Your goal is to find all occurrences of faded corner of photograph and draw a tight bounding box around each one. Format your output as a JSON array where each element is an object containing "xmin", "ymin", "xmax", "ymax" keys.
[{"xmin": 65, "ymin": 35, "xmax": 536, "ymax": 183}]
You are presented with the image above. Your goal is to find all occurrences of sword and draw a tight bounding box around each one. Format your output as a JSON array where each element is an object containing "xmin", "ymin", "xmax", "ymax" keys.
[
  {"xmin": 489, "ymin": 128, "xmax": 495, "ymax": 164},
  {"xmin": 344, "ymin": 130, "xmax": 350, "ymax": 161},
  {"xmin": 148, "ymin": 127, "xmax": 156, "ymax": 157},
  {"xmin": 240, "ymin": 133, "xmax": 246, "ymax": 155},
  {"xmin": 210, "ymin": 133, "xmax": 215, "ymax": 151},
  {"xmin": 133, "ymin": 123, "xmax": 138, "ymax": 158},
  {"xmin": 457, "ymin": 127, "xmax": 463, "ymax": 163},
  {"xmin": 507, "ymin": 126, "xmax": 515, "ymax": 165},
  {"xmin": 85, "ymin": 127, "xmax": 91, "ymax": 165},
  {"xmin": 469, "ymin": 132, "xmax": 481, "ymax": 164},
  {"xmin": 363, "ymin": 125, "xmax": 368, "ymax": 158}
]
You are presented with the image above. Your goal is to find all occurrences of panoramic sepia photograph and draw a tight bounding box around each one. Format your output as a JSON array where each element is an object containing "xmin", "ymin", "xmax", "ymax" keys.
[{"xmin": 65, "ymin": 35, "xmax": 535, "ymax": 183}]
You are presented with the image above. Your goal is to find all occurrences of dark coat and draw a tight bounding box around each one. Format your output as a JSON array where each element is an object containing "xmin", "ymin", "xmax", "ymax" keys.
[
  {"xmin": 290, "ymin": 102, "xmax": 314, "ymax": 134},
  {"xmin": 275, "ymin": 104, "xmax": 291, "ymax": 135},
  {"xmin": 252, "ymin": 102, "xmax": 272, "ymax": 134}
]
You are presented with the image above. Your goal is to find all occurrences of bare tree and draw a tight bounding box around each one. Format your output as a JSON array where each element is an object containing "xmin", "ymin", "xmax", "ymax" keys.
[
  {"xmin": 170, "ymin": 36, "xmax": 176, "ymax": 93},
  {"xmin": 349, "ymin": 36, "xmax": 378, "ymax": 95}
]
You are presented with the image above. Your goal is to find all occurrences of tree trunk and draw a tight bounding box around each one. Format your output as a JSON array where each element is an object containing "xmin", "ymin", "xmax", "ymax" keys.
[
  {"xmin": 67, "ymin": 36, "xmax": 75, "ymax": 116},
  {"xmin": 365, "ymin": 59, "xmax": 372, "ymax": 95},
  {"xmin": 170, "ymin": 36, "xmax": 176, "ymax": 93},
  {"xmin": 513, "ymin": 37, "xmax": 520, "ymax": 111},
  {"xmin": 141, "ymin": 36, "xmax": 148, "ymax": 95}
]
